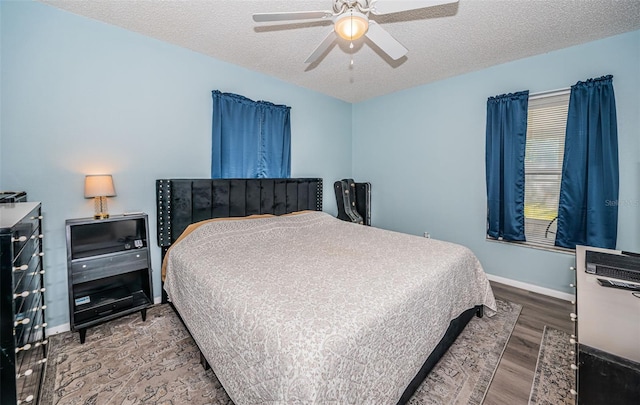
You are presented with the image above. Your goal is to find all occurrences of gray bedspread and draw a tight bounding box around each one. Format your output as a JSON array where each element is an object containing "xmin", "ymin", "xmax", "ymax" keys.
[{"xmin": 163, "ymin": 211, "xmax": 496, "ymax": 404}]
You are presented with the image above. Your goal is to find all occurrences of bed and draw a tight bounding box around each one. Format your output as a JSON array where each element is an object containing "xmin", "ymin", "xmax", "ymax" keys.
[{"xmin": 156, "ymin": 178, "xmax": 497, "ymax": 404}]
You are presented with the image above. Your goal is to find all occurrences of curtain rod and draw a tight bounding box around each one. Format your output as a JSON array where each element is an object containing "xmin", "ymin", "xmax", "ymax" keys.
[{"xmin": 529, "ymin": 86, "xmax": 571, "ymax": 100}]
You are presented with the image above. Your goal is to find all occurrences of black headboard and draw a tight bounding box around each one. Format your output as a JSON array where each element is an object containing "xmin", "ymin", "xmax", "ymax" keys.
[{"xmin": 156, "ymin": 178, "xmax": 323, "ymax": 248}]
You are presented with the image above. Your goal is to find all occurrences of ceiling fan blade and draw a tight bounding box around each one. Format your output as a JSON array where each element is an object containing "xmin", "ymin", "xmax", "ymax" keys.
[
  {"xmin": 253, "ymin": 10, "xmax": 333, "ymax": 23},
  {"xmin": 370, "ymin": 0, "xmax": 458, "ymax": 15},
  {"xmin": 305, "ymin": 29, "xmax": 337, "ymax": 64},
  {"xmin": 365, "ymin": 21, "xmax": 408, "ymax": 60}
]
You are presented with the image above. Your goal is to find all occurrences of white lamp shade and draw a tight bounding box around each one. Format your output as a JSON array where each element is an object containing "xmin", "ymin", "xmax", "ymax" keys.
[
  {"xmin": 334, "ymin": 11, "xmax": 369, "ymax": 41},
  {"xmin": 84, "ymin": 175, "xmax": 116, "ymax": 198}
]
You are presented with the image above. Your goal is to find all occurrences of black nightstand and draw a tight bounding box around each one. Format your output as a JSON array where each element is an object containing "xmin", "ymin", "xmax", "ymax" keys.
[{"xmin": 65, "ymin": 213, "xmax": 153, "ymax": 343}]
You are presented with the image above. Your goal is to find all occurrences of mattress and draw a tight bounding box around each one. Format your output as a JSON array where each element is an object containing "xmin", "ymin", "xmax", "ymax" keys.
[{"xmin": 163, "ymin": 211, "xmax": 496, "ymax": 404}]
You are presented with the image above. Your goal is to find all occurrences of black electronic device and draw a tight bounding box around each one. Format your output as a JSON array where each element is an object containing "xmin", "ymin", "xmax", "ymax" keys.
[
  {"xmin": 597, "ymin": 278, "xmax": 640, "ymax": 292},
  {"xmin": 0, "ymin": 191, "xmax": 27, "ymax": 203},
  {"xmin": 585, "ymin": 250, "xmax": 640, "ymax": 283}
]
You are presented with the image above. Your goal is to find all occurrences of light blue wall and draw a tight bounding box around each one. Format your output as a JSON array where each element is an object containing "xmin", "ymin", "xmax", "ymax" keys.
[
  {"xmin": 352, "ymin": 30, "xmax": 640, "ymax": 295},
  {"xmin": 1, "ymin": 2, "xmax": 352, "ymax": 329}
]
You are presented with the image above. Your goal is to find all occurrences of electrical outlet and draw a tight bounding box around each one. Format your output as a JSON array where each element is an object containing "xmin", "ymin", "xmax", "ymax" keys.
[{"xmin": 424, "ymin": 232, "xmax": 431, "ymax": 238}]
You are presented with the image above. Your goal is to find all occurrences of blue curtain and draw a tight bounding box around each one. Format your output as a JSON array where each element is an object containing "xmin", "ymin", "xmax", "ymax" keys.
[
  {"xmin": 211, "ymin": 91, "xmax": 291, "ymax": 178},
  {"xmin": 485, "ymin": 91, "xmax": 529, "ymax": 241},
  {"xmin": 556, "ymin": 75, "xmax": 619, "ymax": 249}
]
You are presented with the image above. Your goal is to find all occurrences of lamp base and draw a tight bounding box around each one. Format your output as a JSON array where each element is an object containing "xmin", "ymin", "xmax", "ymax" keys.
[{"xmin": 94, "ymin": 196, "xmax": 110, "ymax": 220}]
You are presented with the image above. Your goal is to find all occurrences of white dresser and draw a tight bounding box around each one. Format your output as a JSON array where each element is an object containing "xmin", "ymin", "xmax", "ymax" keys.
[{"xmin": 573, "ymin": 245, "xmax": 640, "ymax": 405}]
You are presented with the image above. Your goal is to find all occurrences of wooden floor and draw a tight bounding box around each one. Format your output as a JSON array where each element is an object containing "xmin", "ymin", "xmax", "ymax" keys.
[{"xmin": 483, "ymin": 281, "xmax": 574, "ymax": 405}]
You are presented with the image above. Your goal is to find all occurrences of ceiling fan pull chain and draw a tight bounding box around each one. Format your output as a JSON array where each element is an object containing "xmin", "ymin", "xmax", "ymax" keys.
[
  {"xmin": 349, "ymin": 39, "xmax": 354, "ymax": 67},
  {"xmin": 349, "ymin": 11, "xmax": 355, "ymax": 67},
  {"xmin": 350, "ymin": 11, "xmax": 354, "ymax": 41}
]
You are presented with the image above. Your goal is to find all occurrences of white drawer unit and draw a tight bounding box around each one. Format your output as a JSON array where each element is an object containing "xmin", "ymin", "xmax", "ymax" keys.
[{"xmin": 573, "ymin": 245, "xmax": 640, "ymax": 405}]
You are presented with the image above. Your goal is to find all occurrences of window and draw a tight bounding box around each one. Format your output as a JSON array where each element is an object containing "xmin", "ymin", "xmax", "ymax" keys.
[
  {"xmin": 523, "ymin": 90, "xmax": 570, "ymax": 247},
  {"xmin": 211, "ymin": 91, "xmax": 291, "ymax": 179},
  {"xmin": 486, "ymin": 77, "xmax": 618, "ymax": 251}
]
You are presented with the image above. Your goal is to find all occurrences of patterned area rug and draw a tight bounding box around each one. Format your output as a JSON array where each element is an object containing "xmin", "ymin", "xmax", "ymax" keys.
[
  {"xmin": 41, "ymin": 300, "xmax": 520, "ymax": 405},
  {"xmin": 528, "ymin": 326, "xmax": 576, "ymax": 405}
]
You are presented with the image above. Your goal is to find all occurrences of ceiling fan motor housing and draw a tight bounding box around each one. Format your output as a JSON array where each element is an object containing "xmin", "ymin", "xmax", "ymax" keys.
[{"xmin": 333, "ymin": 0, "xmax": 370, "ymax": 14}]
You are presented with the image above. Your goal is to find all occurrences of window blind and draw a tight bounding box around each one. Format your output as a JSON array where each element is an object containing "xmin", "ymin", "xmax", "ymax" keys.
[{"xmin": 524, "ymin": 91, "xmax": 570, "ymax": 246}]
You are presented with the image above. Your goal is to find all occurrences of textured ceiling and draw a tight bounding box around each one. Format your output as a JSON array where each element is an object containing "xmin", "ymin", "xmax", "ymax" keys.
[{"xmin": 41, "ymin": 0, "xmax": 640, "ymax": 103}]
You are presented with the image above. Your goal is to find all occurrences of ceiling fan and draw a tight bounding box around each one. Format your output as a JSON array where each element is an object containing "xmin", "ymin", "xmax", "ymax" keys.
[{"xmin": 253, "ymin": 0, "xmax": 459, "ymax": 64}]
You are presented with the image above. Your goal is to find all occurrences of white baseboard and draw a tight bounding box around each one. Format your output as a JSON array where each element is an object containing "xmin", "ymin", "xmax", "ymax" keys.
[
  {"xmin": 46, "ymin": 323, "xmax": 70, "ymax": 337},
  {"xmin": 487, "ymin": 273, "xmax": 575, "ymax": 302}
]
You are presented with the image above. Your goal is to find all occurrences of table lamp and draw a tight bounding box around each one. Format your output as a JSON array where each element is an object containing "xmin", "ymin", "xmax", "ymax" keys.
[{"xmin": 84, "ymin": 175, "xmax": 116, "ymax": 219}]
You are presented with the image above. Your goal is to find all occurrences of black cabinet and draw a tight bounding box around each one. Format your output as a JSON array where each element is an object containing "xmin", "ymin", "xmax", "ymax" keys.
[
  {"xmin": 1, "ymin": 202, "xmax": 47, "ymax": 405},
  {"xmin": 578, "ymin": 345, "xmax": 640, "ymax": 405},
  {"xmin": 65, "ymin": 213, "xmax": 153, "ymax": 343}
]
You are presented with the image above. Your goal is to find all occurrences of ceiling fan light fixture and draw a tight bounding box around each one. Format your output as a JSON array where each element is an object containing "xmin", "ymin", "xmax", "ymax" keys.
[{"xmin": 334, "ymin": 11, "xmax": 368, "ymax": 41}]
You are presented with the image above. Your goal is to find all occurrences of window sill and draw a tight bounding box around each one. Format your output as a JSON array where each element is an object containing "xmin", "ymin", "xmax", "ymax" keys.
[{"xmin": 485, "ymin": 236, "xmax": 575, "ymax": 255}]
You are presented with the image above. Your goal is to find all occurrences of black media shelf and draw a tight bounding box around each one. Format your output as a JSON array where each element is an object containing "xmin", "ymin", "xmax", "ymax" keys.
[{"xmin": 66, "ymin": 213, "xmax": 153, "ymax": 343}]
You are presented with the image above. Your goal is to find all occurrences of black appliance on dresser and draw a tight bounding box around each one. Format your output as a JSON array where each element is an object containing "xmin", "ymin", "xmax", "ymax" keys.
[
  {"xmin": 0, "ymin": 191, "xmax": 27, "ymax": 203},
  {"xmin": 0, "ymin": 202, "xmax": 47, "ymax": 405}
]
